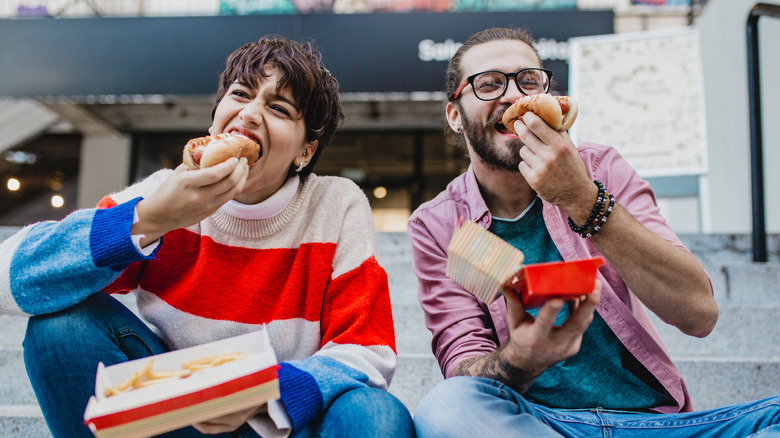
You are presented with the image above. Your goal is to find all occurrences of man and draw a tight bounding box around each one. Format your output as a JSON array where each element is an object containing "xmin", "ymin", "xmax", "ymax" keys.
[{"xmin": 408, "ymin": 27, "xmax": 780, "ymax": 437}]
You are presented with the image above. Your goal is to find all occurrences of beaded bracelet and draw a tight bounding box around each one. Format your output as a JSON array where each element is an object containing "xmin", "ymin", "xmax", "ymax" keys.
[
  {"xmin": 582, "ymin": 193, "xmax": 615, "ymax": 238},
  {"xmin": 567, "ymin": 180, "xmax": 614, "ymax": 238},
  {"xmin": 567, "ymin": 180, "xmax": 606, "ymax": 235}
]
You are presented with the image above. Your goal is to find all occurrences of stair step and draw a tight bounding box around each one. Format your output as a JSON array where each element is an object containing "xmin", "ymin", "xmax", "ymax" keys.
[
  {"xmin": 0, "ymin": 350, "xmax": 36, "ymax": 406},
  {"xmin": 391, "ymin": 354, "xmax": 443, "ymax": 414},
  {"xmin": 679, "ymin": 233, "xmax": 780, "ymax": 264},
  {"xmin": 392, "ymin": 303, "xmax": 431, "ymax": 355},
  {"xmin": 0, "ymin": 411, "xmax": 50, "ymax": 438},
  {"xmin": 650, "ymin": 305, "xmax": 780, "ymax": 357},
  {"xmin": 0, "ymin": 315, "xmax": 26, "ymax": 347},
  {"xmin": 676, "ymin": 358, "xmax": 780, "ymax": 411},
  {"xmin": 705, "ymin": 262, "xmax": 780, "ymax": 305}
]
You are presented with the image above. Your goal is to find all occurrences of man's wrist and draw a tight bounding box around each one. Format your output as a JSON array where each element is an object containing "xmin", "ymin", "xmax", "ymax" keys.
[
  {"xmin": 563, "ymin": 179, "xmax": 602, "ymax": 225},
  {"xmin": 452, "ymin": 349, "xmax": 540, "ymax": 394}
]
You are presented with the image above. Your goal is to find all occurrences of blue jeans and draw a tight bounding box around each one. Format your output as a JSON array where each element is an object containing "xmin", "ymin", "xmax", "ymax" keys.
[
  {"xmin": 414, "ymin": 376, "xmax": 780, "ymax": 437},
  {"xmin": 24, "ymin": 292, "xmax": 414, "ymax": 438}
]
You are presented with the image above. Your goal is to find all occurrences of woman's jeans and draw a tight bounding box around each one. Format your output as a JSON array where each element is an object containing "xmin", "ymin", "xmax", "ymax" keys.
[
  {"xmin": 23, "ymin": 292, "xmax": 415, "ymax": 438},
  {"xmin": 414, "ymin": 376, "xmax": 780, "ymax": 438}
]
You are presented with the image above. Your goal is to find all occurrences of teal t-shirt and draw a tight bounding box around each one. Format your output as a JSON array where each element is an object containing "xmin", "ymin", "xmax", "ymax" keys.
[{"xmin": 489, "ymin": 198, "xmax": 673, "ymax": 410}]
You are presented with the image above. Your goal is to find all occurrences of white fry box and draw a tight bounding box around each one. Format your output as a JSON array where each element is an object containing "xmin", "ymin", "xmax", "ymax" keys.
[{"xmin": 83, "ymin": 329, "xmax": 279, "ymax": 438}]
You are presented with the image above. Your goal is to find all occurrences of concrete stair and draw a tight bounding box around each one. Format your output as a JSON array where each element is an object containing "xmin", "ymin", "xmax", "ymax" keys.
[{"xmin": 3, "ymin": 228, "xmax": 780, "ymax": 436}]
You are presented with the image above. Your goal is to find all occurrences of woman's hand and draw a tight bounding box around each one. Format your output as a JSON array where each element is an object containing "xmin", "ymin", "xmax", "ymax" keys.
[
  {"xmin": 132, "ymin": 158, "xmax": 249, "ymax": 246},
  {"xmin": 192, "ymin": 404, "xmax": 268, "ymax": 434}
]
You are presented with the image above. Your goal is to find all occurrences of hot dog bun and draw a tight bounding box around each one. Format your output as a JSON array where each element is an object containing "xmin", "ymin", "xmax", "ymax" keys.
[
  {"xmin": 183, "ymin": 133, "xmax": 260, "ymax": 170},
  {"xmin": 501, "ymin": 94, "xmax": 578, "ymax": 134}
]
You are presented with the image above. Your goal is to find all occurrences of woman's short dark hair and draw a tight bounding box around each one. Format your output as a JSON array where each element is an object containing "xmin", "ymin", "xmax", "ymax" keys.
[{"xmin": 212, "ymin": 35, "xmax": 343, "ymax": 177}]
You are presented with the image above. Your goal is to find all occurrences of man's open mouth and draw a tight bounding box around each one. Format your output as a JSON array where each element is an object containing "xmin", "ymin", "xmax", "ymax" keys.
[{"xmin": 495, "ymin": 122, "xmax": 511, "ymax": 135}]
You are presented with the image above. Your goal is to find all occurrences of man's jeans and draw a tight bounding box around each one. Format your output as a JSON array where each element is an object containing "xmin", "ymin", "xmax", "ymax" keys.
[
  {"xmin": 23, "ymin": 292, "xmax": 414, "ymax": 438},
  {"xmin": 414, "ymin": 376, "xmax": 780, "ymax": 437}
]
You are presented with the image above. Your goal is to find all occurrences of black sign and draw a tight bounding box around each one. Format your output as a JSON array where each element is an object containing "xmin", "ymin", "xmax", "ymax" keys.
[{"xmin": 0, "ymin": 11, "xmax": 612, "ymax": 98}]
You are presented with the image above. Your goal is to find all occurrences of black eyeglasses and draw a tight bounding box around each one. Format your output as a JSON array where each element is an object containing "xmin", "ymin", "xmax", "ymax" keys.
[{"xmin": 452, "ymin": 68, "xmax": 553, "ymax": 101}]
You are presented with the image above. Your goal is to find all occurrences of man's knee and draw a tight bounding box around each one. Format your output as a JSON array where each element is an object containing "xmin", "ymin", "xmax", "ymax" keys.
[
  {"xmin": 414, "ymin": 376, "xmax": 537, "ymax": 437},
  {"xmin": 414, "ymin": 377, "xmax": 485, "ymax": 430}
]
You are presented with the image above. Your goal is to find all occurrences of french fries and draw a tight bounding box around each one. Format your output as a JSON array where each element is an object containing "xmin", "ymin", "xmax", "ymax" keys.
[{"xmin": 104, "ymin": 351, "xmax": 246, "ymax": 397}]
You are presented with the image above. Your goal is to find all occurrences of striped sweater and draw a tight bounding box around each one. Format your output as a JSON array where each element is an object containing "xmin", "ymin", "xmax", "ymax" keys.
[{"xmin": 0, "ymin": 170, "xmax": 397, "ymax": 433}]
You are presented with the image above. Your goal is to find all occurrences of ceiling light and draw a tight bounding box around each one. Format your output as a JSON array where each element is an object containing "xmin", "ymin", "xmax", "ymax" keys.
[
  {"xmin": 4, "ymin": 151, "xmax": 37, "ymax": 165},
  {"xmin": 51, "ymin": 195, "xmax": 64, "ymax": 208},
  {"xmin": 373, "ymin": 186, "xmax": 387, "ymax": 199},
  {"xmin": 7, "ymin": 178, "xmax": 20, "ymax": 191}
]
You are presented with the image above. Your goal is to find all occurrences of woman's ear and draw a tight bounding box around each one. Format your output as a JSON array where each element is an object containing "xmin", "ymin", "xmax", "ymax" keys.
[
  {"xmin": 304, "ymin": 140, "xmax": 319, "ymax": 160},
  {"xmin": 445, "ymin": 102, "xmax": 463, "ymax": 134}
]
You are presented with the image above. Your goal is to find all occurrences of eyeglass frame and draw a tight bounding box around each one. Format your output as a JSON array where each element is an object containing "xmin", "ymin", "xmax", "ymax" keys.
[{"xmin": 451, "ymin": 68, "xmax": 554, "ymax": 101}]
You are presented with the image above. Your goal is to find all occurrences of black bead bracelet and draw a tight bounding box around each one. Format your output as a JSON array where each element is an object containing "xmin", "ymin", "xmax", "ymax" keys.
[{"xmin": 567, "ymin": 180, "xmax": 614, "ymax": 238}]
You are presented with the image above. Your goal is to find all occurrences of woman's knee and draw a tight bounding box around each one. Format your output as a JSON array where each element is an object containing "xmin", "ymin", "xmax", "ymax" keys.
[
  {"xmin": 24, "ymin": 292, "xmax": 161, "ymax": 363},
  {"xmin": 319, "ymin": 387, "xmax": 415, "ymax": 437},
  {"xmin": 24, "ymin": 293, "xmax": 110, "ymax": 351}
]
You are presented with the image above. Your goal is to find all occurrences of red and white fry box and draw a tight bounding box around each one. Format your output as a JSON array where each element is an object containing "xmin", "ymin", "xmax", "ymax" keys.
[{"xmin": 83, "ymin": 329, "xmax": 279, "ymax": 438}]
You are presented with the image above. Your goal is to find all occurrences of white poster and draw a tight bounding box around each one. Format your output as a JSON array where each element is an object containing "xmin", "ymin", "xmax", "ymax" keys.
[{"xmin": 568, "ymin": 27, "xmax": 707, "ymax": 177}]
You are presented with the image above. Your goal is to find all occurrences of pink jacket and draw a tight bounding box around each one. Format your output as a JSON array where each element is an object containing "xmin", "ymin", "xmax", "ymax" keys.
[{"xmin": 407, "ymin": 142, "xmax": 702, "ymax": 413}]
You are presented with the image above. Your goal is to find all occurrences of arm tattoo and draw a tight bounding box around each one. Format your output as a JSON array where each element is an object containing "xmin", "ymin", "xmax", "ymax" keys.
[{"xmin": 451, "ymin": 349, "xmax": 539, "ymax": 394}]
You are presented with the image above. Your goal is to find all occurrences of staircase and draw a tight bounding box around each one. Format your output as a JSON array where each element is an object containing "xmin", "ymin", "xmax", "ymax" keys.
[{"xmin": 2, "ymin": 228, "xmax": 780, "ymax": 436}]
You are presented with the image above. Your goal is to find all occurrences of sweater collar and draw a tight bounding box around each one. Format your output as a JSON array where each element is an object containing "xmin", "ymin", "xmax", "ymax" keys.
[{"xmin": 219, "ymin": 176, "xmax": 300, "ymax": 220}]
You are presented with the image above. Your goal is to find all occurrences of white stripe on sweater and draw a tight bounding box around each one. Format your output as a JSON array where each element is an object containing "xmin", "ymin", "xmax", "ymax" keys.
[
  {"xmin": 0, "ymin": 226, "xmax": 33, "ymax": 316},
  {"xmin": 133, "ymin": 288, "xmax": 395, "ymax": 388}
]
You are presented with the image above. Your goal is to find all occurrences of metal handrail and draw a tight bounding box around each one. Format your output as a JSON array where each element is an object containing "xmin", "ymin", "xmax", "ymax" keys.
[{"xmin": 747, "ymin": 2, "xmax": 780, "ymax": 262}]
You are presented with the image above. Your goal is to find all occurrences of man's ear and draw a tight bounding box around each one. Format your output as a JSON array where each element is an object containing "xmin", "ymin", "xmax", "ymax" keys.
[{"xmin": 445, "ymin": 101, "xmax": 463, "ymax": 133}]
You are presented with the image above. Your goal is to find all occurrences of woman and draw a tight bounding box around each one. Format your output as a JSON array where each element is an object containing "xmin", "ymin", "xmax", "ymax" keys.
[{"xmin": 0, "ymin": 35, "xmax": 414, "ymax": 438}]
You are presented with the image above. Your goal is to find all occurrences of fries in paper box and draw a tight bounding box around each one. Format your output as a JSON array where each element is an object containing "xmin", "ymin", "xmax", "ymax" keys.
[
  {"xmin": 446, "ymin": 220, "xmax": 604, "ymax": 308},
  {"xmin": 83, "ymin": 329, "xmax": 279, "ymax": 438}
]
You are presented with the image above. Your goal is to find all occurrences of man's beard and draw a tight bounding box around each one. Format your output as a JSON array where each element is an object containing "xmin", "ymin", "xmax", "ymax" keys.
[{"xmin": 461, "ymin": 109, "xmax": 524, "ymax": 172}]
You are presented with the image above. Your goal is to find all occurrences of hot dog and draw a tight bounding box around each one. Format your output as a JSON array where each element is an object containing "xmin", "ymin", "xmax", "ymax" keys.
[
  {"xmin": 182, "ymin": 133, "xmax": 260, "ymax": 170},
  {"xmin": 501, "ymin": 94, "xmax": 578, "ymax": 134}
]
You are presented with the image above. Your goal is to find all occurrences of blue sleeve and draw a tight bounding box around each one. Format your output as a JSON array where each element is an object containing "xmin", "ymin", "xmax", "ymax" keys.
[
  {"xmin": 3, "ymin": 197, "xmax": 157, "ymax": 316},
  {"xmin": 278, "ymin": 356, "xmax": 369, "ymax": 433}
]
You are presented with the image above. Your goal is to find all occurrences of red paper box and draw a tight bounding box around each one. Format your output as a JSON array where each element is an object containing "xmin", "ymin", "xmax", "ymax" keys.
[{"xmin": 506, "ymin": 257, "xmax": 604, "ymax": 309}]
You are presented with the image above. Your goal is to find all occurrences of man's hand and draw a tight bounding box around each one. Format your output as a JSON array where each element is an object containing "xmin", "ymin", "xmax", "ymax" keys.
[
  {"xmin": 502, "ymin": 280, "xmax": 602, "ymax": 376},
  {"xmin": 512, "ymin": 112, "xmax": 596, "ymax": 223},
  {"xmin": 132, "ymin": 158, "xmax": 249, "ymax": 246},
  {"xmin": 453, "ymin": 280, "xmax": 602, "ymax": 393},
  {"xmin": 192, "ymin": 404, "xmax": 267, "ymax": 434}
]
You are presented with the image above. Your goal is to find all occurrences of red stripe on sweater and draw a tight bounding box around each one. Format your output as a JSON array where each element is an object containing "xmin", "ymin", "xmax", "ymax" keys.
[
  {"xmin": 321, "ymin": 256, "xmax": 396, "ymax": 353},
  {"xmin": 115, "ymin": 229, "xmax": 336, "ymax": 323},
  {"xmin": 97, "ymin": 196, "xmax": 118, "ymax": 209}
]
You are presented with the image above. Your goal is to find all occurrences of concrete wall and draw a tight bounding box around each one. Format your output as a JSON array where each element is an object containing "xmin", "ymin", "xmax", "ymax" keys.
[{"xmin": 698, "ymin": 0, "xmax": 780, "ymax": 233}]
